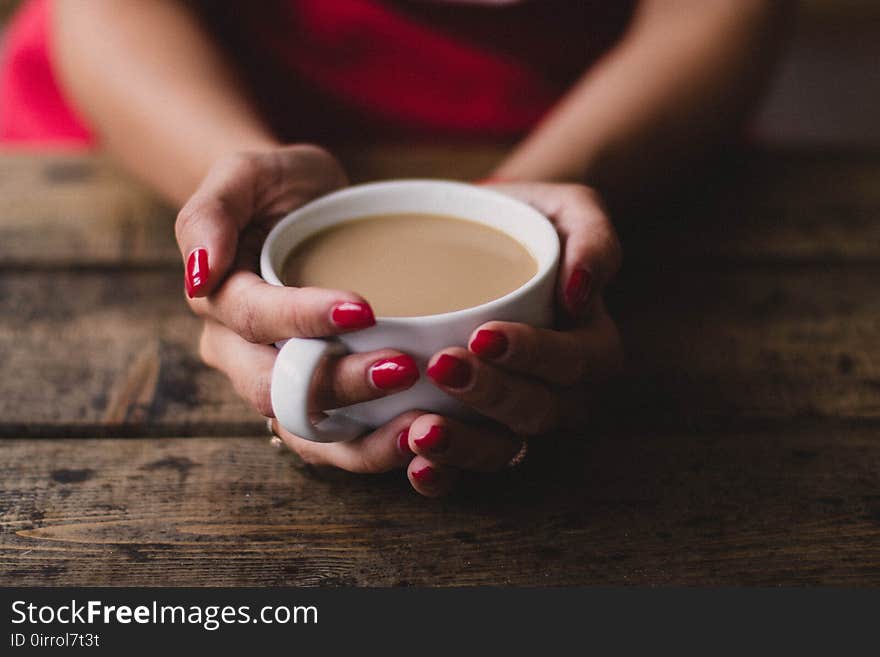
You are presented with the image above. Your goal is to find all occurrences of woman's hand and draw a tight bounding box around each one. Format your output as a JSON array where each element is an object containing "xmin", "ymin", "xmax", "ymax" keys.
[
  {"xmin": 268, "ymin": 182, "xmax": 623, "ymax": 497},
  {"xmin": 176, "ymin": 145, "xmax": 422, "ymax": 448}
]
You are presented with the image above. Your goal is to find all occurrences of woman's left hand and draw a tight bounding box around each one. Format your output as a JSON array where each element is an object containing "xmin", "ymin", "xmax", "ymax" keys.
[{"xmin": 271, "ymin": 182, "xmax": 623, "ymax": 496}]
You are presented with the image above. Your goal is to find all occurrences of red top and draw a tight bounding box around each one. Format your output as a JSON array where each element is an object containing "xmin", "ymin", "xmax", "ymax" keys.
[{"xmin": 0, "ymin": 0, "xmax": 634, "ymax": 148}]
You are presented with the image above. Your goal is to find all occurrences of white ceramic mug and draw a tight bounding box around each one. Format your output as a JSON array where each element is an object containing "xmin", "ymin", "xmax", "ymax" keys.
[{"xmin": 260, "ymin": 180, "xmax": 560, "ymax": 442}]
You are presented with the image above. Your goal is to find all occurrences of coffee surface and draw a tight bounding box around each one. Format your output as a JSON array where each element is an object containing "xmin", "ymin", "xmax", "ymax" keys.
[{"xmin": 281, "ymin": 213, "xmax": 537, "ymax": 317}]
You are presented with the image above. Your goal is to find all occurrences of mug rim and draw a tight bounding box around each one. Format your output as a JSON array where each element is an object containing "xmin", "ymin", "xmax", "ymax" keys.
[{"xmin": 260, "ymin": 179, "xmax": 560, "ymax": 325}]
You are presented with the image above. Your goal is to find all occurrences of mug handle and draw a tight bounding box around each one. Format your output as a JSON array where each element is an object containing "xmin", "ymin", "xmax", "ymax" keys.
[{"xmin": 270, "ymin": 338, "xmax": 368, "ymax": 443}]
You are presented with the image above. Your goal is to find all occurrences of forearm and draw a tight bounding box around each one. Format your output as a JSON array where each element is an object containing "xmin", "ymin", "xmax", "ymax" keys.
[
  {"xmin": 495, "ymin": 0, "xmax": 792, "ymax": 200},
  {"xmin": 53, "ymin": 0, "xmax": 278, "ymax": 204}
]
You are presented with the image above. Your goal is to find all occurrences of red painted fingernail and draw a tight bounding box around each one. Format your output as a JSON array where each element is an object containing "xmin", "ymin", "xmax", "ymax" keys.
[
  {"xmin": 469, "ymin": 329, "xmax": 508, "ymax": 359},
  {"xmin": 411, "ymin": 465, "xmax": 437, "ymax": 485},
  {"xmin": 369, "ymin": 355, "xmax": 419, "ymax": 390},
  {"xmin": 426, "ymin": 354, "xmax": 471, "ymax": 388},
  {"xmin": 413, "ymin": 425, "xmax": 449, "ymax": 454},
  {"xmin": 185, "ymin": 248, "xmax": 209, "ymax": 298},
  {"xmin": 564, "ymin": 268, "xmax": 592, "ymax": 314},
  {"xmin": 331, "ymin": 302, "xmax": 376, "ymax": 330},
  {"xmin": 397, "ymin": 428, "xmax": 414, "ymax": 457}
]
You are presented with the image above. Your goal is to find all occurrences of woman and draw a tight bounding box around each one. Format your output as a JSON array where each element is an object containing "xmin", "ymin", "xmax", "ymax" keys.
[{"xmin": 1, "ymin": 0, "xmax": 789, "ymax": 495}]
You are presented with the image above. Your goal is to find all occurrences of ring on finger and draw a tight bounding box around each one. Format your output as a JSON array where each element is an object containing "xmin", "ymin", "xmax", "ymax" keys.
[
  {"xmin": 507, "ymin": 439, "xmax": 528, "ymax": 468},
  {"xmin": 266, "ymin": 418, "xmax": 284, "ymax": 450}
]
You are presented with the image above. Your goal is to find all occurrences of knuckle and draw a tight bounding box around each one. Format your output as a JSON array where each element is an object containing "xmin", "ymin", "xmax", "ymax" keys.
[
  {"xmin": 235, "ymin": 298, "xmax": 264, "ymax": 344},
  {"xmin": 479, "ymin": 377, "xmax": 510, "ymax": 413},
  {"xmin": 558, "ymin": 343, "xmax": 589, "ymax": 386},
  {"xmin": 292, "ymin": 142, "xmax": 334, "ymax": 162},
  {"xmin": 353, "ymin": 453, "xmax": 386, "ymax": 475},
  {"xmin": 222, "ymin": 152, "xmax": 260, "ymax": 179},
  {"xmin": 510, "ymin": 392, "xmax": 559, "ymax": 436},
  {"xmin": 510, "ymin": 327, "xmax": 540, "ymax": 373},
  {"xmin": 293, "ymin": 144, "xmax": 346, "ymax": 182},
  {"xmin": 252, "ymin": 377, "xmax": 274, "ymax": 418},
  {"xmin": 565, "ymin": 183, "xmax": 600, "ymax": 209},
  {"xmin": 281, "ymin": 301, "xmax": 316, "ymax": 338}
]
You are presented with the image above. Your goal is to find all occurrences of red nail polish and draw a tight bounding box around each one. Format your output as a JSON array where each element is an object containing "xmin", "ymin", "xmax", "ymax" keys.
[
  {"xmin": 413, "ymin": 425, "xmax": 449, "ymax": 454},
  {"xmin": 564, "ymin": 268, "xmax": 592, "ymax": 314},
  {"xmin": 397, "ymin": 428, "xmax": 414, "ymax": 457},
  {"xmin": 331, "ymin": 302, "xmax": 376, "ymax": 330},
  {"xmin": 469, "ymin": 329, "xmax": 508, "ymax": 359},
  {"xmin": 370, "ymin": 355, "xmax": 419, "ymax": 390},
  {"xmin": 185, "ymin": 248, "xmax": 209, "ymax": 298},
  {"xmin": 411, "ymin": 465, "xmax": 436, "ymax": 485},
  {"xmin": 426, "ymin": 354, "xmax": 471, "ymax": 388}
]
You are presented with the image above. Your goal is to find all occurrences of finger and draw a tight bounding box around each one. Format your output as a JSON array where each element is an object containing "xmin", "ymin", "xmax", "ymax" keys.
[
  {"xmin": 189, "ymin": 269, "xmax": 375, "ymax": 343},
  {"xmin": 488, "ymin": 182, "xmax": 622, "ymax": 316},
  {"xmin": 467, "ymin": 313, "xmax": 624, "ymax": 386},
  {"xmin": 176, "ymin": 146, "xmax": 348, "ymax": 298},
  {"xmin": 176, "ymin": 154, "xmax": 264, "ymax": 299},
  {"xmin": 311, "ymin": 348, "xmax": 420, "ymax": 410},
  {"xmin": 199, "ymin": 319, "xmax": 277, "ymax": 417},
  {"xmin": 426, "ymin": 347, "xmax": 560, "ymax": 436},
  {"xmin": 406, "ymin": 414, "xmax": 521, "ymax": 472},
  {"xmin": 271, "ymin": 410, "xmax": 422, "ymax": 474},
  {"xmin": 407, "ymin": 456, "xmax": 458, "ymax": 498},
  {"xmin": 201, "ymin": 320, "xmax": 419, "ymax": 413}
]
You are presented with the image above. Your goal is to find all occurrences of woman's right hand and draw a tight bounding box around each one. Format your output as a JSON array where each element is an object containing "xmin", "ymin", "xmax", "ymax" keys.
[{"xmin": 175, "ymin": 145, "xmax": 421, "ymax": 469}]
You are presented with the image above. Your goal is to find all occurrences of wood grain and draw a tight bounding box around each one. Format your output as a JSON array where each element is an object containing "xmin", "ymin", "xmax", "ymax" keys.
[
  {"xmin": 1, "ymin": 149, "xmax": 879, "ymax": 267},
  {"xmin": 620, "ymin": 149, "xmax": 880, "ymax": 264},
  {"xmin": 0, "ymin": 270, "xmax": 258, "ymax": 437},
  {"xmin": 1, "ymin": 431, "xmax": 878, "ymax": 586},
  {"xmin": 1, "ymin": 262, "xmax": 879, "ymax": 435},
  {"xmin": 1, "ymin": 146, "xmax": 879, "ymax": 586},
  {"xmin": 0, "ymin": 154, "xmax": 178, "ymax": 266}
]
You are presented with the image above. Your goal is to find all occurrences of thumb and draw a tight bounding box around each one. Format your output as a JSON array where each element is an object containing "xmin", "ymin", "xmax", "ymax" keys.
[
  {"xmin": 175, "ymin": 154, "xmax": 262, "ymax": 298},
  {"xmin": 176, "ymin": 147, "xmax": 348, "ymax": 298}
]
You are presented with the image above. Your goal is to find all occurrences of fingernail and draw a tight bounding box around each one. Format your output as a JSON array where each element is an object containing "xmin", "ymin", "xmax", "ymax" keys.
[
  {"xmin": 426, "ymin": 354, "xmax": 471, "ymax": 389},
  {"xmin": 469, "ymin": 329, "xmax": 508, "ymax": 359},
  {"xmin": 369, "ymin": 355, "xmax": 419, "ymax": 390},
  {"xmin": 564, "ymin": 268, "xmax": 592, "ymax": 314},
  {"xmin": 397, "ymin": 428, "xmax": 414, "ymax": 457},
  {"xmin": 411, "ymin": 465, "xmax": 437, "ymax": 485},
  {"xmin": 413, "ymin": 425, "xmax": 449, "ymax": 454},
  {"xmin": 185, "ymin": 248, "xmax": 209, "ymax": 298},
  {"xmin": 331, "ymin": 302, "xmax": 376, "ymax": 330}
]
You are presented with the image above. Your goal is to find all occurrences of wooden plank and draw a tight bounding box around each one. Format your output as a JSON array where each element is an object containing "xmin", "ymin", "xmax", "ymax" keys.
[
  {"xmin": 621, "ymin": 149, "xmax": 880, "ymax": 264},
  {"xmin": 1, "ymin": 148, "xmax": 879, "ymax": 267},
  {"xmin": 0, "ymin": 147, "xmax": 503, "ymax": 267},
  {"xmin": 0, "ymin": 270, "xmax": 259, "ymax": 436},
  {"xmin": 608, "ymin": 262, "xmax": 880, "ymax": 427},
  {"xmin": 0, "ymin": 153, "xmax": 178, "ymax": 266},
  {"xmin": 1, "ymin": 263, "xmax": 879, "ymax": 435},
  {"xmin": 1, "ymin": 430, "xmax": 878, "ymax": 586}
]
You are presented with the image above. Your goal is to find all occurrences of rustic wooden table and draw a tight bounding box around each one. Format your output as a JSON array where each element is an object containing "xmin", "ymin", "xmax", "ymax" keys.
[{"xmin": 1, "ymin": 146, "xmax": 879, "ymax": 586}]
